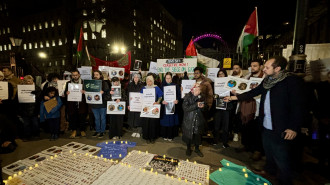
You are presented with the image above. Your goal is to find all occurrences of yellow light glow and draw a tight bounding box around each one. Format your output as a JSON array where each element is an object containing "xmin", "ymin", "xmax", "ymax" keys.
[
  {"xmin": 38, "ymin": 52, "xmax": 47, "ymax": 59},
  {"xmin": 245, "ymin": 173, "xmax": 248, "ymax": 178}
]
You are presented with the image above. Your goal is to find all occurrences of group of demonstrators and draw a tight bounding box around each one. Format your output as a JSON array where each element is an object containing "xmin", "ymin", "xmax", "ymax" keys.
[{"xmin": 1, "ymin": 55, "xmax": 328, "ymax": 185}]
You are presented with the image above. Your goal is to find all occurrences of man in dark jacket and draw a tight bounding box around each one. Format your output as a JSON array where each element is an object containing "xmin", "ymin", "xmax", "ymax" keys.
[
  {"xmin": 224, "ymin": 56, "xmax": 305, "ymax": 185},
  {"xmin": 64, "ymin": 69, "xmax": 88, "ymax": 138}
]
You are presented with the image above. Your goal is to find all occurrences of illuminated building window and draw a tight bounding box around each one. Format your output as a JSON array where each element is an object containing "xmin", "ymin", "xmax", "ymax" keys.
[
  {"xmin": 8, "ymin": 44, "xmax": 11, "ymax": 50},
  {"xmin": 92, "ymin": 33, "xmax": 96, "ymax": 39},
  {"xmin": 39, "ymin": 23, "xmax": 42, "ymax": 29},
  {"xmin": 40, "ymin": 42, "xmax": 44, "ymax": 48},
  {"xmin": 27, "ymin": 26, "xmax": 31, "ymax": 32},
  {"xmin": 83, "ymin": 21, "xmax": 87, "ymax": 28},
  {"xmin": 46, "ymin": 41, "xmax": 50, "ymax": 47},
  {"xmin": 134, "ymin": 39, "xmax": 136, "ymax": 47},
  {"xmin": 23, "ymin": 26, "xmax": 25, "ymax": 33},
  {"xmin": 84, "ymin": 32, "xmax": 88, "ymax": 40},
  {"xmin": 58, "ymin": 19, "xmax": 61, "ymax": 26},
  {"xmin": 101, "ymin": 29, "xmax": 106, "ymax": 38},
  {"xmin": 4, "ymin": 45, "xmax": 7, "ymax": 50},
  {"xmin": 133, "ymin": 9, "xmax": 136, "ymax": 16},
  {"xmin": 51, "ymin": 20, "xmax": 54, "ymax": 27},
  {"xmin": 28, "ymin": 43, "xmax": 32, "ymax": 49},
  {"xmin": 58, "ymin": 39, "xmax": 62, "ymax": 46},
  {"xmin": 23, "ymin": 44, "xmax": 26, "ymax": 50},
  {"xmin": 52, "ymin": 40, "xmax": 56, "ymax": 46},
  {"xmin": 45, "ymin": 22, "xmax": 48, "ymax": 28},
  {"xmin": 33, "ymin": 25, "xmax": 36, "ymax": 30},
  {"xmin": 83, "ymin": 10, "xmax": 87, "ymax": 16}
]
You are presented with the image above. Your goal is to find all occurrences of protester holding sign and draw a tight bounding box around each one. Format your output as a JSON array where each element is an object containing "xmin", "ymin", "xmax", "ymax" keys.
[
  {"xmin": 160, "ymin": 72, "xmax": 180, "ymax": 141},
  {"xmin": 18, "ymin": 75, "xmax": 42, "ymax": 141},
  {"xmin": 140, "ymin": 75, "xmax": 163, "ymax": 144},
  {"xmin": 109, "ymin": 77, "xmax": 127, "ymax": 140},
  {"xmin": 90, "ymin": 70, "xmax": 111, "ymax": 139},
  {"xmin": 213, "ymin": 69, "xmax": 232, "ymax": 148},
  {"xmin": 40, "ymin": 87, "xmax": 63, "ymax": 141},
  {"xmin": 127, "ymin": 73, "xmax": 144, "ymax": 138},
  {"xmin": 64, "ymin": 69, "xmax": 88, "ymax": 139}
]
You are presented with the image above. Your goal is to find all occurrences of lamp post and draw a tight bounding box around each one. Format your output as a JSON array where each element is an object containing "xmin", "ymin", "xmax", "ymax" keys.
[
  {"xmin": 9, "ymin": 37, "xmax": 22, "ymax": 76},
  {"xmin": 88, "ymin": 19, "xmax": 104, "ymax": 36}
]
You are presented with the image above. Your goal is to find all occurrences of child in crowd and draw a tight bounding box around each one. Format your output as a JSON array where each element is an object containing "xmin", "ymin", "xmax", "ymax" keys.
[{"xmin": 40, "ymin": 87, "xmax": 62, "ymax": 141}]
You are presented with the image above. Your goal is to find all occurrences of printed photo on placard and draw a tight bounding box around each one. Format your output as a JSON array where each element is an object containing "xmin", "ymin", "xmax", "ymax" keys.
[
  {"xmin": 140, "ymin": 104, "xmax": 161, "ymax": 118},
  {"xmin": 165, "ymin": 101, "xmax": 175, "ymax": 114},
  {"xmin": 107, "ymin": 101, "xmax": 126, "ymax": 115},
  {"xmin": 109, "ymin": 67, "xmax": 125, "ymax": 79},
  {"xmin": 22, "ymin": 153, "xmax": 50, "ymax": 166},
  {"xmin": 133, "ymin": 60, "xmax": 142, "ymax": 70},
  {"xmin": 85, "ymin": 92, "xmax": 103, "ymax": 104},
  {"xmin": 130, "ymin": 71, "xmax": 139, "ymax": 82},
  {"xmin": 145, "ymin": 155, "xmax": 179, "ymax": 176},
  {"xmin": 129, "ymin": 92, "xmax": 142, "ymax": 112},
  {"xmin": 111, "ymin": 86, "xmax": 121, "ymax": 99},
  {"xmin": 40, "ymin": 146, "xmax": 68, "ymax": 156},
  {"xmin": 99, "ymin": 66, "xmax": 110, "ymax": 80},
  {"xmin": 2, "ymin": 160, "xmax": 31, "ymax": 176},
  {"xmin": 61, "ymin": 142, "xmax": 86, "ymax": 150},
  {"xmin": 216, "ymin": 97, "xmax": 227, "ymax": 110},
  {"xmin": 74, "ymin": 145, "xmax": 101, "ymax": 155}
]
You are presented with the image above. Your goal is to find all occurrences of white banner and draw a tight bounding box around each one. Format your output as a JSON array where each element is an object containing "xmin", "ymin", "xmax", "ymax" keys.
[
  {"xmin": 67, "ymin": 83, "xmax": 82, "ymax": 102},
  {"xmin": 107, "ymin": 101, "xmax": 126, "ymax": 115},
  {"xmin": 142, "ymin": 88, "xmax": 155, "ymax": 104},
  {"xmin": 157, "ymin": 58, "xmax": 197, "ymax": 73},
  {"xmin": 129, "ymin": 92, "xmax": 142, "ymax": 112},
  {"xmin": 0, "ymin": 81, "xmax": 8, "ymax": 100},
  {"xmin": 181, "ymin": 80, "xmax": 196, "ymax": 98},
  {"xmin": 17, "ymin": 85, "xmax": 35, "ymax": 103}
]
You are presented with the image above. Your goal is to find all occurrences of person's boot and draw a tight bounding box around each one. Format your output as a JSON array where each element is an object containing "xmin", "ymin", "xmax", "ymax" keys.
[
  {"xmin": 80, "ymin": 131, "xmax": 86, "ymax": 137},
  {"xmin": 70, "ymin": 130, "xmax": 77, "ymax": 139},
  {"xmin": 186, "ymin": 148, "xmax": 192, "ymax": 156},
  {"xmin": 195, "ymin": 149, "xmax": 204, "ymax": 157}
]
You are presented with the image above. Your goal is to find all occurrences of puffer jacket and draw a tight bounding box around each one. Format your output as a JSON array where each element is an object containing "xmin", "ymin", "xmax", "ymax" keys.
[{"xmin": 182, "ymin": 92, "xmax": 207, "ymax": 141}]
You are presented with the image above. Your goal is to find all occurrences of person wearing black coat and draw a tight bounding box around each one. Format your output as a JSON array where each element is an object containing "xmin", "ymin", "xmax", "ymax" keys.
[
  {"xmin": 224, "ymin": 56, "xmax": 305, "ymax": 185},
  {"xmin": 182, "ymin": 86, "xmax": 207, "ymax": 157},
  {"xmin": 127, "ymin": 73, "xmax": 144, "ymax": 137}
]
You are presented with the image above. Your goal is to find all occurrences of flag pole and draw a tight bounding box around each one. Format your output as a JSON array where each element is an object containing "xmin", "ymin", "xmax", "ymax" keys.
[{"xmin": 255, "ymin": 7, "xmax": 260, "ymax": 56}]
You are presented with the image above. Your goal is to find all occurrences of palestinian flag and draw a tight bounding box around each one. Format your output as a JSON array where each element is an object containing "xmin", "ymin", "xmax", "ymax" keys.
[
  {"xmin": 185, "ymin": 39, "xmax": 197, "ymax": 58},
  {"xmin": 237, "ymin": 7, "xmax": 258, "ymax": 58},
  {"xmin": 197, "ymin": 53, "xmax": 220, "ymax": 74},
  {"xmin": 91, "ymin": 51, "xmax": 131, "ymax": 74},
  {"xmin": 77, "ymin": 27, "xmax": 84, "ymax": 60}
]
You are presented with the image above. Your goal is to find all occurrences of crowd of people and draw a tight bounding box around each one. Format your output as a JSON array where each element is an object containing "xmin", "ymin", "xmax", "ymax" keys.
[{"xmin": 0, "ymin": 55, "xmax": 329, "ymax": 185}]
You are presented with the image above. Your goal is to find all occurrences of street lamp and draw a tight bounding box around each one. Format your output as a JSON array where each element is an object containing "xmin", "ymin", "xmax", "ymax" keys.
[
  {"xmin": 88, "ymin": 19, "xmax": 104, "ymax": 35},
  {"xmin": 9, "ymin": 37, "xmax": 23, "ymax": 76}
]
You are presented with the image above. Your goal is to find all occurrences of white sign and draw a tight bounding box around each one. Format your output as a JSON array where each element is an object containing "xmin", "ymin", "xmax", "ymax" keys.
[
  {"xmin": 207, "ymin": 68, "xmax": 220, "ymax": 82},
  {"xmin": 181, "ymin": 80, "xmax": 196, "ymax": 98},
  {"xmin": 214, "ymin": 77, "xmax": 230, "ymax": 97},
  {"xmin": 67, "ymin": 83, "xmax": 82, "ymax": 102},
  {"xmin": 129, "ymin": 92, "xmax": 142, "ymax": 112},
  {"xmin": 78, "ymin": 67, "xmax": 92, "ymax": 80},
  {"xmin": 17, "ymin": 85, "xmax": 35, "ymax": 103},
  {"xmin": 107, "ymin": 101, "xmax": 126, "ymax": 115},
  {"xmin": 111, "ymin": 86, "xmax": 121, "ymax": 100},
  {"xmin": 164, "ymin": 86, "xmax": 176, "ymax": 115},
  {"xmin": 225, "ymin": 76, "xmax": 249, "ymax": 93},
  {"xmin": 57, "ymin": 80, "xmax": 69, "ymax": 96},
  {"xmin": 99, "ymin": 66, "xmax": 110, "ymax": 80},
  {"xmin": 140, "ymin": 104, "xmax": 161, "ymax": 118},
  {"xmin": 142, "ymin": 88, "xmax": 156, "ymax": 104},
  {"xmin": 157, "ymin": 58, "xmax": 197, "ymax": 73},
  {"xmin": 109, "ymin": 67, "xmax": 125, "ymax": 79},
  {"xmin": 148, "ymin": 61, "xmax": 158, "ymax": 75},
  {"xmin": 0, "ymin": 82, "xmax": 8, "ymax": 100},
  {"xmin": 85, "ymin": 92, "xmax": 103, "ymax": 104},
  {"xmin": 248, "ymin": 77, "xmax": 263, "ymax": 91}
]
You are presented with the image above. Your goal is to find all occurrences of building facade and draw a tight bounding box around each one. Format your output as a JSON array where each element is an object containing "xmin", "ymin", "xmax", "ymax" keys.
[{"xmin": 0, "ymin": 0, "xmax": 183, "ymax": 75}]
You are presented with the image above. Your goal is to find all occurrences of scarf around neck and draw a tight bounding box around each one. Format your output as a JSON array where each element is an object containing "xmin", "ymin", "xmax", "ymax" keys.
[{"xmin": 263, "ymin": 70, "xmax": 290, "ymax": 89}]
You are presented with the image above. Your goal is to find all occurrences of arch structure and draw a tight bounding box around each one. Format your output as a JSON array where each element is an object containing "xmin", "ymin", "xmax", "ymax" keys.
[{"xmin": 193, "ymin": 33, "xmax": 229, "ymax": 54}]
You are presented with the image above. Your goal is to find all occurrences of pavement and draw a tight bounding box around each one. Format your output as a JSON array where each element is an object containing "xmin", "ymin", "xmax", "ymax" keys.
[{"xmin": 1, "ymin": 128, "xmax": 329, "ymax": 185}]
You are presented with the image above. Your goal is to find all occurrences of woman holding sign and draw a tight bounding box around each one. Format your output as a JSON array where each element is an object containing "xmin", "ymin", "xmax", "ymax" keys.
[
  {"xmin": 140, "ymin": 75, "xmax": 163, "ymax": 144},
  {"xmin": 127, "ymin": 73, "xmax": 144, "ymax": 137},
  {"xmin": 160, "ymin": 72, "xmax": 180, "ymax": 141}
]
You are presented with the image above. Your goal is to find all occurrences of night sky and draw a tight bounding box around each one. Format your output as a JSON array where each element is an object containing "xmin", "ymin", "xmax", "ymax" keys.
[{"xmin": 159, "ymin": 0, "xmax": 298, "ymax": 49}]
